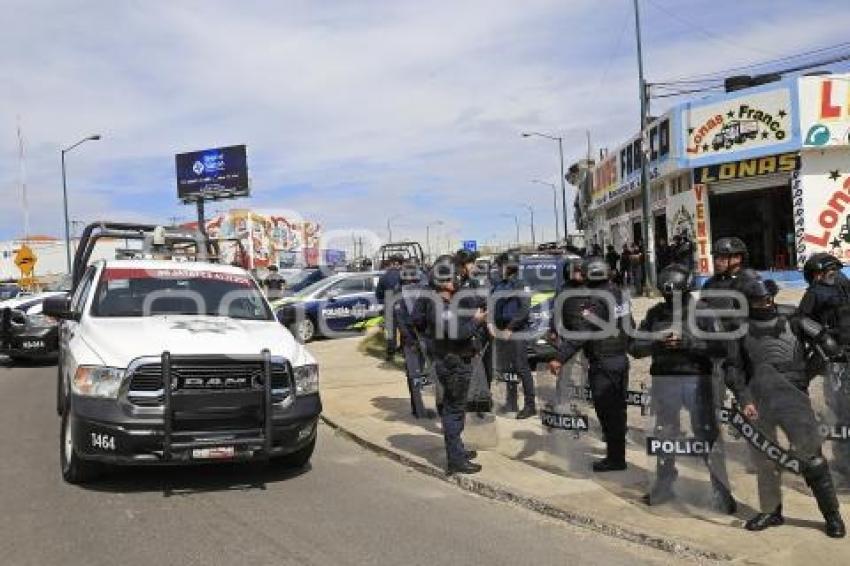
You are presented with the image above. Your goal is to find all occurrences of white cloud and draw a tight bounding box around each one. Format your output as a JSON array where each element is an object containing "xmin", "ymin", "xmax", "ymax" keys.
[{"xmin": 0, "ymin": 0, "xmax": 848, "ymax": 248}]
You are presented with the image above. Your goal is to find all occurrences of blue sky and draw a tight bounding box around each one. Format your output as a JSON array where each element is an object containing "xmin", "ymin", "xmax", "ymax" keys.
[{"xmin": 2, "ymin": 0, "xmax": 849, "ymax": 253}]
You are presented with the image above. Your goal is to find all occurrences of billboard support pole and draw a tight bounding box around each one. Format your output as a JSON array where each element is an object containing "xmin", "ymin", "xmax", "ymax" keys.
[{"xmin": 196, "ymin": 199, "xmax": 206, "ymax": 237}]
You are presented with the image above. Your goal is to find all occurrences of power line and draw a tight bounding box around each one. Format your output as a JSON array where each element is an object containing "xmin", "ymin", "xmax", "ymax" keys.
[
  {"xmin": 645, "ymin": 0, "xmax": 778, "ymax": 59},
  {"xmin": 659, "ymin": 41, "xmax": 850, "ymax": 83}
]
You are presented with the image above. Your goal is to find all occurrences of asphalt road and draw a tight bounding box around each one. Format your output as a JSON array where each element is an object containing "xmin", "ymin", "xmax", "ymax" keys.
[{"xmin": 0, "ymin": 362, "xmax": 698, "ymax": 566}]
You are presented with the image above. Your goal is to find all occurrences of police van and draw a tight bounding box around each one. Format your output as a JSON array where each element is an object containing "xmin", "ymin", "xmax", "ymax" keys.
[{"xmin": 44, "ymin": 223, "xmax": 321, "ymax": 483}]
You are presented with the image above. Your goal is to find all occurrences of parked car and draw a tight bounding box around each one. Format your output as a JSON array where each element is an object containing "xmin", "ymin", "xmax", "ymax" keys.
[
  {"xmin": 272, "ymin": 272, "xmax": 382, "ymax": 343},
  {"xmin": 0, "ymin": 291, "xmax": 66, "ymax": 362},
  {"xmin": 0, "ymin": 283, "xmax": 21, "ymax": 300}
]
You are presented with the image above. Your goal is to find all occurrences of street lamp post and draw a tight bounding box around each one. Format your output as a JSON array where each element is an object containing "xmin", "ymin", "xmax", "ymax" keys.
[
  {"xmin": 532, "ymin": 180, "xmax": 559, "ymax": 242},
  {"xmin": 386, "ymin": 214, "xmax": 403, "ymax": 244},
  {"xmin": 501, "ymin": 213, "xmax": 520, "ymax": 247},
  {"xmin": 522, "ymin": 132, "xmax": 567, "ymax": 242},
  {"xmin": 61, "ymin": 134, "xmax": 101, "ymax": 273},
  {"xmin": 523, "ymin": 205, "xmax": 536, "ymax": 247},
  {"xmin": 426, "ymin": 220, "xmax": 444, "ymax": 263}
]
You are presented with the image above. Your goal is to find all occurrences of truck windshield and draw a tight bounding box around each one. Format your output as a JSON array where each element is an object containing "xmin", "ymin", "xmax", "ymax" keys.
[
  {"xmin": 518, "ymin": 261, "xmax": 558, "ymax": 292},
  {"xmin": 90, "ymin": 267, "xmax": 273, "ymax": 320}
]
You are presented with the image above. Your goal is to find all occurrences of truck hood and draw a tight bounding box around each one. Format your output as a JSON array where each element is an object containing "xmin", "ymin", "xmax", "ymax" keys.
[{"xmin": 79, "ymin": 315, "xmax": 315, "ymax": 369}]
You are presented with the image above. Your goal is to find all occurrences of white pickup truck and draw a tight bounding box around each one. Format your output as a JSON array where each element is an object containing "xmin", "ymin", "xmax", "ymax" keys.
[{"xmin": 45, "ymin": 223, "xmax": 320, "ymax": 483}]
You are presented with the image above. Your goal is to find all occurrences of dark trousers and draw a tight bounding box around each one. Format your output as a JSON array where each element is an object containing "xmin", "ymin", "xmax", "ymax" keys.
[
  {"xmin": 385, "ymin": 310, "xmax": 398, "ymax": 355},
  {"xmin": 651, "ymin": 374, "xmax": 729, "ymax": 489},
  {"xmin": 495, "ymin": 337, "xmax": 535, "ymax": 407},
  {"xmin": 401, "ymin": 332, "xmax": 428, "ymax": 417},
  {"xmin": 434, "ymin": 353, "xmax": 472, "ymax": 464},
  {"xmin": 588, "ymin": 357, "xmax": 628, "ymax": 464}
]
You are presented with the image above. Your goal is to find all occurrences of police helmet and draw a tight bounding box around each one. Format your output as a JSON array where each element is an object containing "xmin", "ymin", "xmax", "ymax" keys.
[
  {"xmin": 712, "ymin": 237, "xmax": 748, "ymax": 257},
  {"xmin": 803, "ymin": 253, "xmax": 842, "ymax": 285},
  {"xmin": 400, "ymin": 260, "xmax": 421, "ymax": 284},
  {"xmin": 495, "ymin": 251, "xmax": 521, "ymax": 275},
  {"xmin": 657, "ymin": 264, "xmax": 692, "ymax": 296},
  {"xmin": 430, "ymin": 255, "xmax": 460, "ymax": 290},
  {"xmin": 453, "ymin": 249, "xmax": 479, "ymax": 266},
  {"xmin": 739, "ymin": 277, "xmax": 779, "ymax": 300},
  {"xmin": 581, "ymin": 256, "xmax": 610, "ymax": 283}
]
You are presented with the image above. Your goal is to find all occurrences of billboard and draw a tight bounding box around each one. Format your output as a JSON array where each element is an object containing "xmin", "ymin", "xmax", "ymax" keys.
[
  {"xmin": 799, "ymin": 74, "xmax": 850, "ymax": 147},
  {"xmin": 175, "ymin": 145, "xmax": 249, "ymax": 202},
  {"xmin": 680, "ymin": 82, "xmax": 799, "ymax": 167}
]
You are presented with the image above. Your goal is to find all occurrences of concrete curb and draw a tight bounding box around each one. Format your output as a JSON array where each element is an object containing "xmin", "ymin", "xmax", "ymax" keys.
[{"xmin": 320, "ymin": 413, "xmax": 731, "ymax": 563}]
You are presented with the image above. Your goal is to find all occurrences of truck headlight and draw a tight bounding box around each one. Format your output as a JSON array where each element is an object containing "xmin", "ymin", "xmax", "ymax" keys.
[
  {"xmin": 73, "ymin": 366, "xmax": 126, "ymax": 398},
  {"xmin": 293, "ymin": 364, "xmax": 319, "ymax": 396},
  {"xmin": 26, "ymin": 313, "xmax": 56, "ymax": 328}
]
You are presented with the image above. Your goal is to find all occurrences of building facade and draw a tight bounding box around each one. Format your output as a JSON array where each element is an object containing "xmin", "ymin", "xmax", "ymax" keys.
[{"xmin": 582, "ymin": 73, "xmax": 850, "ymax": 275}]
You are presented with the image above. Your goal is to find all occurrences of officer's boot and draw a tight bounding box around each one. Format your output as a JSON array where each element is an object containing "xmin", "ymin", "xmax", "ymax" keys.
[
  {"xmin": 746, "ymin": 505, "xmax": 784, "ymax": 531},
  {"xmin": 516, "ymin": 398, "xmax": 536, "ymax": 420},
  {"xmin": 804, "ymin": 459, "xmax": 847, "ymax": 538},
  {"xmin": 501, "ymin": 383, "xmax": 519, "ymax": 413},
  {"xmin": 709, "ymin": 473, "xmax": 737, "ymax": 515},
  {"xmin": 643, "ymin": 459, "xmax": 677, "ymax": 505}
]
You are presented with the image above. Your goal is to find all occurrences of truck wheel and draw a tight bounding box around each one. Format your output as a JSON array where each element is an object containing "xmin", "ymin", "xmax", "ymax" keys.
[
  {"xmin": 56, "ymin": 364, "xmax": 65, "ymax": 416},
  {"xmin": 60, "ymin": 399, "xmax": 102, "ymax": 484},
  {"xmin": 291, "ymin": 318, "xmax": 316, "ymax": 343},
  {"xmin": 273, "ymin": 437, "xmax": 316, "ymax": 469}
]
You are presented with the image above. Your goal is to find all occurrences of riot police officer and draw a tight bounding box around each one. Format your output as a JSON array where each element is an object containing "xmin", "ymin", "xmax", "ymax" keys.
[
  {"xmin": 800, "ymin": 252, "xmax": 850, "ymax": 481},
  {"xmin": 703, "ymin": 237, "xmax": 759, "ymax": 295},
  {"xmin": 376, "ymin": 255, "xmax": 404, "ymax": 360},
  {"xmin": 727, "ymin": 278, "xmax": 846, "ymax": 538},
  {"xmin": 414, "ymin": 256, "xmax": 486, "ymax": 474},
  {"xmin": 397, "ymin": 260, "xmax": 436, "ymax": 419},
  {"xmin": 549, "ymin": 257, "xmax": 633, "ymax": 471},
  {"xmin": 490, "ymin": 252, "xmax": 535, "ymax": 419},
  {"xmin": 629, "ymin": 264, "xmax": 736, "ymax": 512}
]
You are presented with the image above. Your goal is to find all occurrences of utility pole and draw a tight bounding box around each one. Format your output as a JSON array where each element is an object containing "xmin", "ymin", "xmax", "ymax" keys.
[{"xmin": 633, "ymin": 0, "xmax": 656, "ymax": 294}]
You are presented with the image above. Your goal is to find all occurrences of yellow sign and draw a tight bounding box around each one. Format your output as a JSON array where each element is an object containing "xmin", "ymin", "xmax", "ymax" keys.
[{"xmin": 14, "ymin": 244, "xmax": 38, "ymax": 290}]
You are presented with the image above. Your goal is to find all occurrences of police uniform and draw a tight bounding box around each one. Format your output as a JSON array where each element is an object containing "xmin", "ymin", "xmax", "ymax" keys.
[
  {"xmin": 415, "ymin": 258, "xmax": 483, "ymax": 474},
  {"xmin": 554, "ymin": 258, "xmax": 632, "ymax": 471},
  {"xmin": 629, "ymin": 265, "xmax": 735, "ymax": 511},
  {"xmin": 376, "ymin": 261, "xmax": 403, "ymax": 359},
  {"xmin": 492, "ymin": 272, "xmax": 535, "ymax": 416},
  {"xmin": 397, "ymin": 269, "xmax": 434, "ymax": 419},
  {"xmin": 799, "ymin": 254, "xmax": 850, "ymax": 479},
  {"xmin": 727, "ymin": 279, "xmax": 845, "ymax": 537}
]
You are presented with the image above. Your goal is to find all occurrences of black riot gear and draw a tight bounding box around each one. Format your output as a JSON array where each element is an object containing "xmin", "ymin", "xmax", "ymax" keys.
[
  {"xmin": 430, "ymin": 255, "xmax": 461, "ymax": 290},
  {"xmin": 804, "ymin": 253, "xmax": 842, "ymax": 285},
  {"xmin": 453, "ymin": 249, "xmax": 479, "ymax": 267},
  {"xmin": 554, "ymin": 280, "xmax": 633, "ymax": 470},
  {"xmin": 727, "ymin": 308, "xmax": 846, "ymax": 537},
  {"xmin": 712, "ymin": 237, "xmax": 748, "ymax": 258},
  {"xmin": 657, "ymin": 264, "xmax": 692, "ymax": 300},
  {"xmin": 581, "ymin": 256, "xmax": 610, "ymax": 285},
  {"xmin": 740, "ymin": 278, "xmax": 779, "ymax": 321}
]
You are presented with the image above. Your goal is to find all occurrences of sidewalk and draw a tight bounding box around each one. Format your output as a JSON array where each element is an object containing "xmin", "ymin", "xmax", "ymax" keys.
[{"xmin": 312, "ymin": 293, "xmax": 845, "ymax": 565}]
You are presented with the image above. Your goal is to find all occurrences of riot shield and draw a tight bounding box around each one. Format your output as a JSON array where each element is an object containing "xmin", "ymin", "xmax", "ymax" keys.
[
  {"xmin": 490, "ymin": 337, "xmax": 520, "ymax": 414},
  {"xmin": 464, "ymin": 353, "xmax": 498, "ymax": 450},
  {"xmin": 643, "ymin": 373, "xmax": 735, "ymax": 517},
  {"xmin": 535, "ymin": 357, "xmax": 599, "ymax": 476},
  {"xmin": 721, "ymin": 363, "xmax": 838, "ymax": 521},
  {"xmin": 809, "ymin": 359, "xmax": 850, "ymax": 494}
]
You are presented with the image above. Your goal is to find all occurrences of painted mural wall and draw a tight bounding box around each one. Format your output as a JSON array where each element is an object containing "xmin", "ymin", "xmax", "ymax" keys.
[{"xmin": 204, "ymin": 209, "xmax": 321, "ymax": 268}]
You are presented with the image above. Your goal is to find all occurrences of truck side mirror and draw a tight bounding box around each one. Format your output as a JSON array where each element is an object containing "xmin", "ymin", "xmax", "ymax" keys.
[{"xmin": 43, "ymin": 295, "xmax": 79, "ymax": 321}]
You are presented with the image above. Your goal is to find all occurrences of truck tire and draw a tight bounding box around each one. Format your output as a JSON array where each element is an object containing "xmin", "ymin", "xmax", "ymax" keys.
[
  {"xmin": 272, "ymin": 437, "xmax": 316, "ymax": 469},
  {"xmin": 60, "ymin": 399, "xmax": 102, "ymax": 484},
  {"xmin": 56, "ymin": 363, "xmax": 65, "ymax": 416},
  {"xmin": 290, "ymin": 317, "xmax": 316, "ymax": 343}
]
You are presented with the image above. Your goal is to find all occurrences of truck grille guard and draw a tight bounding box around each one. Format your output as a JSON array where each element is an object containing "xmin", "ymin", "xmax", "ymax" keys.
[{"xmin": 157, "ymin": 349, "xmax": 296, "ymax": 461}]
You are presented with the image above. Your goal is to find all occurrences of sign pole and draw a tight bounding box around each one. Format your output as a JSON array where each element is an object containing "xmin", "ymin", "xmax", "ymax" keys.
[{"xmin": 196, "ymin": 199, "xmax": 206, "ymax": 237}]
